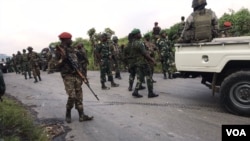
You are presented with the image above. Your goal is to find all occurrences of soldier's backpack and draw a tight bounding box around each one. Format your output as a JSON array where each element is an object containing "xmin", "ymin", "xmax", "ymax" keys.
[{"xmin": 193, "ymin": 9, "xmax": 213, "ymax": 42}]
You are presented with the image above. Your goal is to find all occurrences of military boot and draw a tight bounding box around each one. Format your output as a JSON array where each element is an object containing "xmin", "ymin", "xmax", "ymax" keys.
[
  {"xmin": 65, "ymin": 109, "xmax": 71, "ymax": 123},
  {"xmin": 169, "ymin": 73, "xmax": 173, "ymax": 79},
  {"xmin": 163, "ymin": 72, "xmax": 167, "ymax": 79},
  {"xmin": 38, "ymin": 75, "xmax": 42, "ymax": 81},
  {"xmin": 132, "ymin": 89, "xmax": 143, "ymax": 98},
  {"xmin": 128, "ymin": 81, "xmax": 133, "ymax": 91},
  {"xmin": 101, "ymin": 82, "xmax": 110, "ymax": 90},
  {"xmin": 148, "ymin": 90, "xmax": 159, "ymax": 98},
  {"xmin": 111, "ymin": 81, "xmax": 119, "ymax": 87},
  {"xmin": 34, "ymin": 77, "xmax": 38, "ymax": 83},
  {"xmin": 78, "ymin": 110, "xmax": 93, "ymax": 122},
  {"xmin": 115, "ymin": 72, "xmax": 122, "ymax": 79},
  {"xmin": 24, "ymin": 74, "xmax": 27, "ymax": 80}
]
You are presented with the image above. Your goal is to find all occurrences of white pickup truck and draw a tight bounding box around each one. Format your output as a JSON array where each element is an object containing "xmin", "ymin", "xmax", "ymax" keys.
[{"xmin": 175, "ymin": 36, "xmax": 250, "ymax": 116}]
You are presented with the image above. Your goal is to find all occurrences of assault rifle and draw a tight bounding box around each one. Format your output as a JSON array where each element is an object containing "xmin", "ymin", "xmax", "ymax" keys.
[{"xmin": 57, "ymin": 45, "xmax": 99, "ymax": 101}]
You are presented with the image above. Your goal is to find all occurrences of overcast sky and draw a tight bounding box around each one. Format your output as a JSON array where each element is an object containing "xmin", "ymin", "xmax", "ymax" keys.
[{"xmin": 0, "ymin": 0, "xmax": 249, "ymax": 56}]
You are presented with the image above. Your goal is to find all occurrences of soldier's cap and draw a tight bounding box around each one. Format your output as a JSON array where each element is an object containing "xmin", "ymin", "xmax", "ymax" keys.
[
  {"xmin": 131, "ymin": 28, "xmax": 141, "ymax": 35},
  {"xmin": 58, "ymin": 32, "xmax": 72, "ymax": 39},
  {"xmin": 144, "ymin": 33, "xmax": 150, "ymax": 38},
  {"xmin": 224, "ymin": 21, "xmax": 232, "ymax": 27}
]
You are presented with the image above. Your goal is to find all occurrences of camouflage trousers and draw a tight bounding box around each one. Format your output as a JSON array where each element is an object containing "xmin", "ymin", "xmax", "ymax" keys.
[
  {"xmin": 99, "ymin": 59, "xmax": 113, "ymax": 83},
  {"xmin": 128, "ymin": 65, "xmax": 137, "ymax": 84},
  {"xmin": 22, "ymin": 62, "xmax": 32, "ymax": 78},
  {"xmin": 31, "ymin": 64, "xmax": 40, "ymax": 77},
  {"xmin": 161, "ymin": 58, "xmax": 170, "ymax": 74},
  {"xmin": 135, "ymin": 64, "xmax": 153, "ymax": 92},
  {"xmin": 62, "ymin": 74, "xmax": 83, "ymax": 110}
]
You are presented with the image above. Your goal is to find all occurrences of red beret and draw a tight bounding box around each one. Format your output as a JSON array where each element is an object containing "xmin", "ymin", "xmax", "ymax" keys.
[
  {"xmin": 58, "ymin": 32, "xmax": 72, "ymax": 39},
  {"xmin": 224, "ymin": 21, "xmax": 232, "ymax": 27}
]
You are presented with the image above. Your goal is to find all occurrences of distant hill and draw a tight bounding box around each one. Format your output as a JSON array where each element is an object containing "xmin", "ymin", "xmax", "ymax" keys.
[{"xmin": 0, "ymin": 54, "xmax": 10, "ymax": 60}]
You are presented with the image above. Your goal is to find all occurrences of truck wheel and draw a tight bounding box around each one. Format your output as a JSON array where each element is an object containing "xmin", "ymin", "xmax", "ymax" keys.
[{"xmin": 220, "ymin": 71, "xmax": 250, "ymax": 116}]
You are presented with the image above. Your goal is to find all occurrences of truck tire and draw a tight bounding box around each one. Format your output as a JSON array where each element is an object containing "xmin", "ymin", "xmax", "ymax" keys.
[{"xmin": 220, "ymin": 71, "xmax": 250, "ymax": 116}]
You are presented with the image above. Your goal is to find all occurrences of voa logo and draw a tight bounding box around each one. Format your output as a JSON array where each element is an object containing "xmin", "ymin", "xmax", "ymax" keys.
[{"xmin": 226, "ymin": 129, "xmax": 247, "ymax": 136}]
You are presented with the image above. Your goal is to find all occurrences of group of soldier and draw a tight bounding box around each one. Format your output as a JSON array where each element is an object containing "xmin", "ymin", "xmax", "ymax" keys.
[{"xmin": 3, "ymin": 47, "xmax": 42, "ymax": 83}]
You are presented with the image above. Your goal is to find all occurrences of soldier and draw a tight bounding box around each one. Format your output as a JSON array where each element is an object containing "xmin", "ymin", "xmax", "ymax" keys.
[
  {"xmin": 96, "ymin": 33, "xmax": 119, "ymax": 90},
  {"xmin": 123, "ymin": 33, "xmax": 136, "ymax": 91},
  {"xmin": 178, "ymin": 0, "xmax": 219, "ymax": 43},
  {"xmin": 156, "ymin": 30, "xmax": 171, "ymax": 79},
  {"xmin": 143, "ymin": 33, "xmax": 157, "ymax": 83},
  {"xmin": 12, "ymin": 54, "xmax": 18, "ymax": 74},
  {"xmin": 55, "ymin": 32, "xmax": 93, "ymax": 123},
  {"xmin": 27, "ymin": 46, "xmax": 42, "ymax": 83},
  {"xmin": 111, "ymin": 36, "xmax": 122, "ymax": 79},
  {"xmin": 47, "ymin": 46, "xmax": 57, "ymax": 74},
  {"xmin": 16, "ymin": 51, "xmax": 23, "ymax": 74},
  {"xmin": 152, "ymin": 22, "xmax": 161, "ymax": 44},
  {"xmin": 75, "ymin": 43, "xmax": 89, "ymax": 77},
  {"xmin": 130, "ymin": 29, "xmax": 158, "ymax": 98},
  {"xmin": 21, "ymin": 49, "xmax": 32, "ymax": 79}
]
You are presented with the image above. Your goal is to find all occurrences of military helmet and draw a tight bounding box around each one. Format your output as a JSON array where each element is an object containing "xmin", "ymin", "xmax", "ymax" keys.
[
  {"xmin": 192, "ymin": 0, "xmax": 207, "ymax": 8},
  {"xmin": 101, "ymin": 33, "xmax": 108, "ymax": 39},
  {"xmin": 143, "ymin": 33, "xmax": 150, "ymax": 38},
  {"xmin": 23, "ymin": 49, "xmax": 26, "ymax": 52},
  {"xmin": 27, "ymin": 46, "xmax": 33, "ymax": 50},
  {"xmin": 131, "ymin": 28, "xmax": 141, "ymax": 35},
  {"xmin": 112, "ymin": 36, "xmax": 118, "ymax": 41}
]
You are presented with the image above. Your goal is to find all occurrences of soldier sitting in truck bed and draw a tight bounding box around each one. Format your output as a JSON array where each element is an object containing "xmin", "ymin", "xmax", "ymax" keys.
[{"xmin": 178, "ymin": 0, "xmax": 219, "ymax": 43}]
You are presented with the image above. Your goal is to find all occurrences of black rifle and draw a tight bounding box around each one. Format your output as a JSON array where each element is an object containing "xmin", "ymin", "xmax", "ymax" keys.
[{"xmin": 57, "ymin": 46, "xmax": 99, "ymax": 101}]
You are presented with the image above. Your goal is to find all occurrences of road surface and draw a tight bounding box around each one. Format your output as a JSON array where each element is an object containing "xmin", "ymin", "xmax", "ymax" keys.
[{"xmin": 3, "ymin": 71, "xmax": 250, "ymax": 141}]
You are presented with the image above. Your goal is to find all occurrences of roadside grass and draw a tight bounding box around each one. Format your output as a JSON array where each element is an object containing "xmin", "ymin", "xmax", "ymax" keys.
[{"xmin": 0, "ymin": 96, "xmax": 49, "ymax": 141}]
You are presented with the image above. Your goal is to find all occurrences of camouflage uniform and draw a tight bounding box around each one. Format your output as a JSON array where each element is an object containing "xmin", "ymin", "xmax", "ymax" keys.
[
  {"xmin": 123, "ymin": 33, "xmax": 137, "ymax": 91},
  {"xmin": 27, "ymin": 47, "xmax": 41, "ymax": 83},
  {"xmin": 179, "ymin": 0, "xmax": 219, "ymax": 43},
  {"xmin": 144, "ymin": 33, "xmax": 157, "ymax": 82},
  {"xmin": 96, "ymin": 33, "xmax": 119, "ymax": 90},
  {"xmin": 21, "ymin": 49, "xmax": 32, "ymax": 79},
  {"xmin": 15, "ymin": 52, "xmax": 22, "ymax": 74},
  {"xmin": 156, "ymin": 31, "xmax": 171, "ymax": 79},
  {"xmin": 131, "ymin": 29, "xmax": 158, "ymax": 98},
  {"xmin": 75, "ymin": 43, "xmax": 89, "ymax": 77},
  {"xmin": 111, "ymin": 36, "xmax": 122, "ymax": 79},
  {"xmin": 55, "ymin": 32, "xmax": 93, "ymax": 123},
  {"xmin": 12, "ymin": 54, "xmax": 18, "ymax": 73},
  {"xmin": 152, "ymin": 22, "xmax": 161, "ymax": 44}
]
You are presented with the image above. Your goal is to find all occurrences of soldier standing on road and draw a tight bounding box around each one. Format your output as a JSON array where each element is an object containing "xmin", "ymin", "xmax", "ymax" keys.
[
  {"xmin": 131, "ymin": 29, "xmax": 158, "ymax": 98},
  {"xmin": 16, "ymin": 51, "xmax": 22, "ymax": 74},
  {"xmin": 156, "ymin": 30, "xmax": 171, "ymax": 79},
  {"xmin": 144, "ymin": 33, "xmax": 157, "ymax": 83},
  {"xmin": 21, "ymin": 49, "xmax": 32, "ymax": 79},
  {"xmin": 75, "ymin": 43, "xmax": 89, "ymax": 77},
  {"xmin": 55, "ymin": 32, "xmax": 93, "ymax": 123},
  {"xmin": 96, "ymin": 33, "xmax": 119, "ymax": 90},
  {"xmin": 27, "ymin": 46, "xmax": 42, "ymax": 83},
  {"xmin": 124, "ymin": 33, "xmax": 136, "ymax": 91},
  {"xmin": 111, "ymin": 36, "xmax": 122, "ymax": 79},
  {"xmin": 178, "ymin": 0, "xmax": 219, "ymax": 43}
]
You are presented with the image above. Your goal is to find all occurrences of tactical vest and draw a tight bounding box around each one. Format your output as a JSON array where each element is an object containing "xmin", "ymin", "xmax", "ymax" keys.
[
  {"xmin": 22, "ymin": 53, "xmax": 29, "ymax": 62},
  {"xmin": 193, "ymin": 9, "xmax": 212, "ymax": 41}
]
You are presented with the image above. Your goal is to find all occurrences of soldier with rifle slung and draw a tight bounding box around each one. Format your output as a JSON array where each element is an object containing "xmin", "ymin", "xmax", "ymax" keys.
[{"xmin": 55, "ymin": 32, "xmax": 94, "ymax": 123}]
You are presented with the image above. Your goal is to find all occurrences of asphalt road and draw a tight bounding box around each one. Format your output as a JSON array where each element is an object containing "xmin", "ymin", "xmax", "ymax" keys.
[{"xmin": 3, "ymin": 71, "xmax": 250, "ymax": 141}]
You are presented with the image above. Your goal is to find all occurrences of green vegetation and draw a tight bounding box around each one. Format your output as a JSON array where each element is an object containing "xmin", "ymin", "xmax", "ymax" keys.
[{"xmin": 0, "ymin": 97, "xmax": 49, "ymax": 141}]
